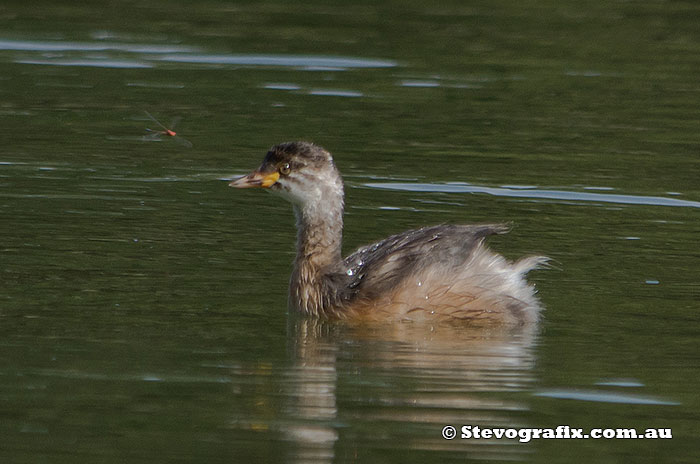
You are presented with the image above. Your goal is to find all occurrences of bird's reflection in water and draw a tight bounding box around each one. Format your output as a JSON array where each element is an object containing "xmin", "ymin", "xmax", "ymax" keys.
[{"xmin": 281, "ymin": 317, "xmax": 540, "ymax": 463}]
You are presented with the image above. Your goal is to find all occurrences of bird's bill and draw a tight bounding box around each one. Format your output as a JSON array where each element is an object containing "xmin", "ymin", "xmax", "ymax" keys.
[{"xmin": 229, "ymin": 170, "xmax": 279, "ymax": 188}]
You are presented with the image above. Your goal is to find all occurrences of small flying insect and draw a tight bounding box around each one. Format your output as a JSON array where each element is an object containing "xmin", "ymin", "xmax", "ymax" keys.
[{"xmin": 143, "ymin": 111, "xmax": 192, "ymax": 148}]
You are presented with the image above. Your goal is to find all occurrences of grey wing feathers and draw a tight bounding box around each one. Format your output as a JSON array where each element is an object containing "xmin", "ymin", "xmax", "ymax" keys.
[{"xmin": 339, "ymin": 224, "xmax": 509, "ymax": 300}]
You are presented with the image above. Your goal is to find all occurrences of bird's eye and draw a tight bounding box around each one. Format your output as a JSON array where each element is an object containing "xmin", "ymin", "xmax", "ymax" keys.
[{"xmin": 279, "ymin": 163, "xmax": 291, "ymax": 175}]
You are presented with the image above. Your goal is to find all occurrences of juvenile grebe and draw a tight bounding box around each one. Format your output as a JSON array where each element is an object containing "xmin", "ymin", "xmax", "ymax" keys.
[{"xmin": 231, "ymin": 142, "xmax": 547, "ymax": 324}]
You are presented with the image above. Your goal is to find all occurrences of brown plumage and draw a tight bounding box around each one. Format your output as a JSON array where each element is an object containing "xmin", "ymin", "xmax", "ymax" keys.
[{"xmin": 231, "ymin": 142, "xmax": 547, "ymax": 324}]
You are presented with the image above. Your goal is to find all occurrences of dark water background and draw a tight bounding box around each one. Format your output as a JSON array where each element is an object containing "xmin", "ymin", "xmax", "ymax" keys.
[{"xmin": 1, "ymin": 1, "xmax": 698, "ymax": 462}]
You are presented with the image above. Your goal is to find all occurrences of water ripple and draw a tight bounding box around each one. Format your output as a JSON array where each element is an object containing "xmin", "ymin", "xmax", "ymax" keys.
[
  {"xmin": 534, "ymin": 389, "xmax": 679, "ymax": 405},
  {"xmin": 308, "ymin": 89, "xmax": 363, "ymax": 97},
  {"xmin": 16, "ymin": 59, "xmax": 152, "ymax": 69},
  {"xmin": 0, "ymin": 39, "xmax": 198, "ymax": 53},
  {"xmin": 366, "ymin": 182, "xmax": 700, "ymax": 208},
  {"xmin": 151, "ymin": 53, "xmax": 397, "ymax": 69},
  {"xmin": 1, "ymin": 36, "xmax": 397, "ymax": 71}
]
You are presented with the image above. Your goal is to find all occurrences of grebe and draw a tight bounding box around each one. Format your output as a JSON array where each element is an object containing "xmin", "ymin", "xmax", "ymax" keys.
[{"xmin": 230, "ymin": 142, "xmax": 546, "ymax": 324}]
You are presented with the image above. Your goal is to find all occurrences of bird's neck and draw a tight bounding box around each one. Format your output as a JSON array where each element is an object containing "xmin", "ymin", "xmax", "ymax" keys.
[{"xmin": 289, "ymin": 194, "xmax": 344, "ymax": 316}]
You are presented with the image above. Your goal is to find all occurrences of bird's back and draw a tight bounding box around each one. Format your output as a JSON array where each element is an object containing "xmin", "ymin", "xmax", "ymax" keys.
[{"xmin": 328, "ymin": 224, "xmax": 546, "ymax": 323}]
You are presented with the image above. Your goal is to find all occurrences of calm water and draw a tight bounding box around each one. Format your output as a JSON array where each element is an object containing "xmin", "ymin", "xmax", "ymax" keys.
[{"xmin": 1, "ymin": 1, "xmax": 699, "ymax": 462}]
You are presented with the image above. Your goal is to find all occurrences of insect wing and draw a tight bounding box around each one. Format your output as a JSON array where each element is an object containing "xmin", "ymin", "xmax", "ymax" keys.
[
  {"xmin": 144, "ymin": 111, "xmax": 171, "ymax": 132},
  {"xmin": 173, "ymin": 135, "xmax": 193, "ymax": 148}
]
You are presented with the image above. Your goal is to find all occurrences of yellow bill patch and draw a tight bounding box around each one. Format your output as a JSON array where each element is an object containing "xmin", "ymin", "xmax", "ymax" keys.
[{"xmin": 260, "ymin": 171, "xmax": 280, "ymax": 188}]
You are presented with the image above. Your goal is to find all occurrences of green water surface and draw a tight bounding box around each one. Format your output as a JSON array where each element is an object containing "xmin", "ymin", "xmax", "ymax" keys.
[{"xmin": 1, "ymin": 1, "xmax": 698, "ymax": 463}]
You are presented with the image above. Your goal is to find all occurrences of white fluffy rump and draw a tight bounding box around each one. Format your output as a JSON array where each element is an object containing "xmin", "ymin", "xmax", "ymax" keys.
[{"xmin": 358, "ymin": 244, "xmax": 547, "ymax": 324}]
